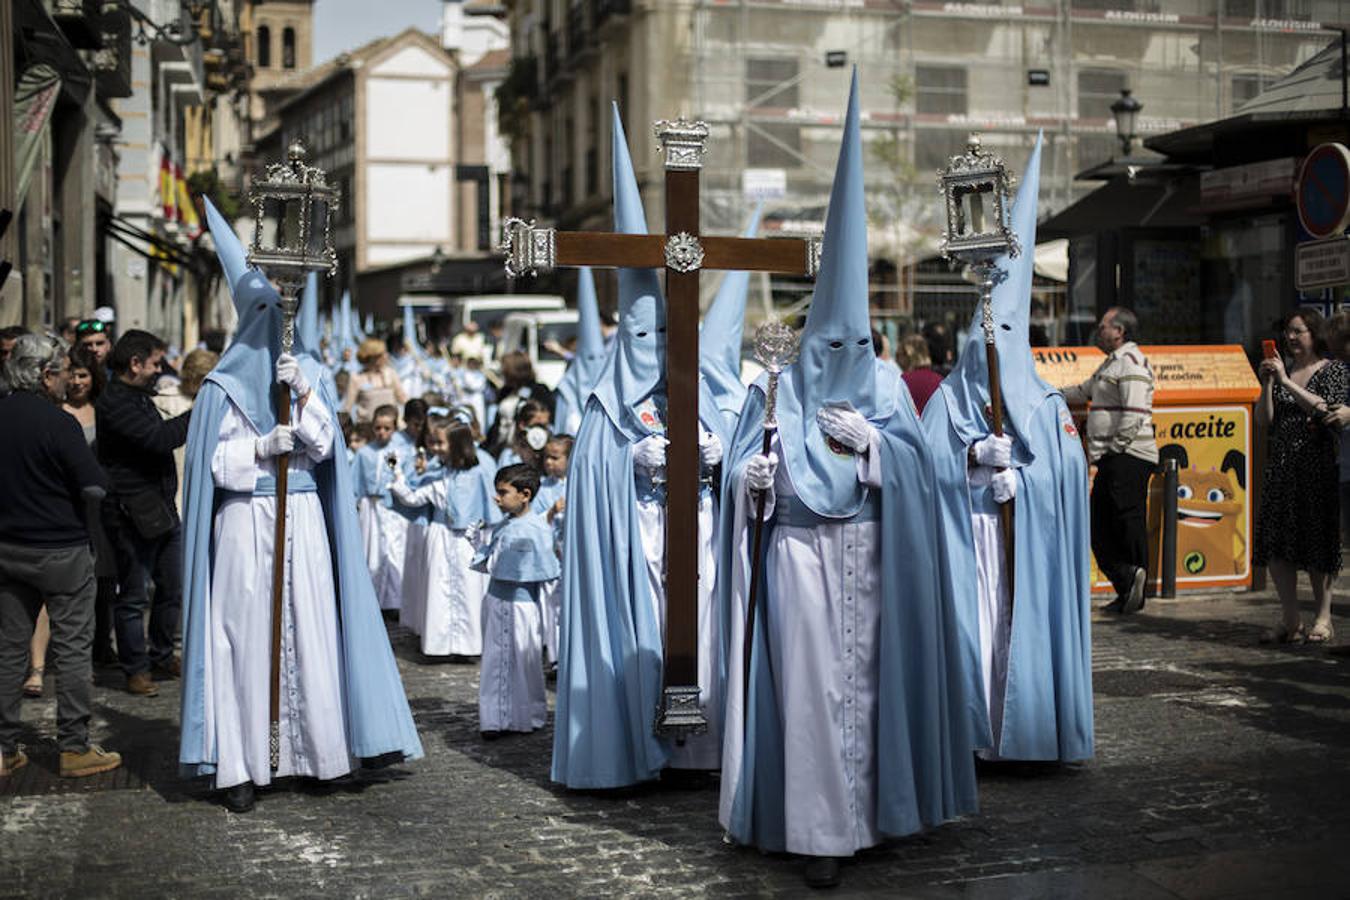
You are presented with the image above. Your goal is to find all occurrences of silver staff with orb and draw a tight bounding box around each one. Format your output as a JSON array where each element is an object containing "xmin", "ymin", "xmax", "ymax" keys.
[
  {"xmin": 937, "ymin": 134, "xmax": 1020, "ymax": 595},
  {"xmin": 742, "ymin": 320, "xmax": 799, "ymax": 729},
  {"xmin": 246, "ymin": 140, "xmax": 339, "ymax": 770}
]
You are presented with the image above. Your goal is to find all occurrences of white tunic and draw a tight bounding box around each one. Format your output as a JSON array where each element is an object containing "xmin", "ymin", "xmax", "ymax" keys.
[
  {"xmin": 636, "ymin": 485, "xmax": 720, "ymax": 771},
  {"xmin": 720, "ymin": 433, "xmax": 886, "ymax": 857},
  {"xmin": 391, "ymin": 476, "xmax": 489, "ymax": 657},
  {"xmin": 358, "ymin": 492, "xmax": 407, "ymax": 612},
  {"xmin": 208, "ymin": 393, "xmax": 351, "ymax": 789},
  {"xmin": 969, "ymin": 466, "xmax": 1012, "ymax": 757},
  {"xmin": 479, "ymin": 582, "xmax": 550, "ymax": 733}
]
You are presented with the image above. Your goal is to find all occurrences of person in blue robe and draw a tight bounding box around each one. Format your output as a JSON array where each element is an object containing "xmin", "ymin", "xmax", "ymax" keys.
[
  {"xmin": 179, "ymin": 199, "xmax": 422, "ymax": 813},
  {"xmin": 717, "ymin": 72, "xmax": 979, "ymax": 889},
  {"xmin": 698, "ymin": 203, "xmax": 761, "ymax": 435},
  {"xmin": 923, "ymin": 135, "xmax": 1094, "ymax": 763},
  {"xmin": 553, "ymin": 267, "xmax": 608, "ymax": 436},
  {"xmin": 550, "ymin": 104, "xmax": 731, "ymax": 789}
]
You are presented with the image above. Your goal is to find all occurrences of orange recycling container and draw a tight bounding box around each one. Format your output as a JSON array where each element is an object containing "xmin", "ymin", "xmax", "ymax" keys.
[{"xmin": 1034, "ymin": 345, "xmax": 1261, "ymax": 594}]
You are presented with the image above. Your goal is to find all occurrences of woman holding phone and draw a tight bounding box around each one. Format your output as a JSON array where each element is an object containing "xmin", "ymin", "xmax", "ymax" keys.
[{"xmin": 1254, "ymin": 307, "xmax": 1348, "ymax": 644}]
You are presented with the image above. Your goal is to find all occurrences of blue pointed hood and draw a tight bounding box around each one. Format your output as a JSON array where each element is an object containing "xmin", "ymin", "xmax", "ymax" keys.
[
  {"xmin": 401, "ymin": 302, "xmax": 427, "ymax": 362},
  {"xmin": 361, "ymin": 313, "xmax": 373, "ymax": 339},
  {"xmin": 774, "ymin": 70, "xmax": 892, "ymax": 517},
  {"xmin": 299, "ymin": 272, "xmax": 320, "ymax": 362},
  {"xmin": 201, "ymin": 195, "xmax": 314, "ymax": 434},
  {"xmin": 337, "ymin": 290, "xmax": 353, "ymax": 355},
  {"xmin": 590, "ymin": 103, "xmax": 666, "ymax": 440},
  {"xmin": 940, "ymin": 133, "xmax": 1050, "ymax": 451},
  {"xmin": 699, "ymin": 202, "xmax": 761, "ymax": 421}
]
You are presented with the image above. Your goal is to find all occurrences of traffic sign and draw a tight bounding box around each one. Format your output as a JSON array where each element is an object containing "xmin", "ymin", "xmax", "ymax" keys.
[
  {"xmin": 1296, "ymin": 143, "xmax": 1350, "ymax": 239},
  {"xmin": 1296, "ymin": 235, "xmax": 1350, "ymax": 290}
]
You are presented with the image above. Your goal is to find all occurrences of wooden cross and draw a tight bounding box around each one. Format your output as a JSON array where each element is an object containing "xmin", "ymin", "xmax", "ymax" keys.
[{"xmin": 501, "ymin": 119, "xmax": 820, "ymax": 737}]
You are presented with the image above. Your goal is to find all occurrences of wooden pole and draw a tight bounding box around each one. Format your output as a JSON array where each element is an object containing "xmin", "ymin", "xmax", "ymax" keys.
[
  {"xmin": 981, "ymin": 272, "xmax": 1015, "ymax": 595},
  {"xmin": 742, "ymin": 425, "xmax": 774, "ymax": 729}
]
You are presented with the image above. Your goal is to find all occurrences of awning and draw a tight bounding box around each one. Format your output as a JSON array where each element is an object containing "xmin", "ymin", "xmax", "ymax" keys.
[
  {"xmin": 1039, "ymin": 177, "xmax": 1203, "ymax": 242},
  {"xmin": 14, "ymin": 64, "xmax": 61, "ymax": 209},
  {"xmin": 1034, "ymin": 239, "xmax": 1068, "ymax": 282}
]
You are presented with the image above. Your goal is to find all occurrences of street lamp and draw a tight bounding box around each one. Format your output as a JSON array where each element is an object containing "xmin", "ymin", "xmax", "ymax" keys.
[
  {"xmin": 1111, "ymin": 88, "xmax": 1143, "ymax": 157},
  {"xmin": 430, "ymin": 244, "xmax": 446, "ymax": 275}
]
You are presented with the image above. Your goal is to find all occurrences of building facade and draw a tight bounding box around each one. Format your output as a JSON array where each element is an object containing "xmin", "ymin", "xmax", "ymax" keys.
[{"xmin": 501, "ymin": 0, "xmax": 1347, "ymax": 329}]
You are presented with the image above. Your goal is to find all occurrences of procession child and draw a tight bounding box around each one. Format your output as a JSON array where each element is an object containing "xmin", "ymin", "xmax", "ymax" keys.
[
  {"xmin": 351, "ymin": 405, "xmax": 402, "ymax": 608},
  {"xmin": 496, "ymin": 397, "xmax": 551, "ymax": 469},
  {"xmin": 472, "ymin": 464, "xmax": 560, "ymax": 737},
  {"xmin": 391, "ymin": 417, "xmax": 499, "ymax": 658},
  {"xmin": 393, "ymin": 399, "xmax": 431, "ymax": 618},
  {"xmin": 532, "ymin": 434, "xmax": 572, "ymax": 668}
]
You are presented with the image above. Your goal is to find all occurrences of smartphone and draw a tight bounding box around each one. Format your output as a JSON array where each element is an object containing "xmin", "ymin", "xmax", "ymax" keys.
[{"xmin": 1262, "ymin": 339, "xmax": 1278, "ymax": 360}]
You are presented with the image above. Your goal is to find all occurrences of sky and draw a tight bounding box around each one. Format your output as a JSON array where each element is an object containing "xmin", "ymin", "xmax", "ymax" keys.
[{"xmin": 312, "ymin": 0, "xmax": 443, "ymax": 65}]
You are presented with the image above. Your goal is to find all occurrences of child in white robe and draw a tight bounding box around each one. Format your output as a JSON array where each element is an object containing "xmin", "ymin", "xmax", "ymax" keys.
[
  {"xmin": 351, "ymin": 405, "xmax": 403, "ymax": 610},
  {"xmin": 472, "ymin": 464, "xmax": 560, "ymax": 736},
  {"xmin": 390, "ymin": 417, "xmax": 498, "ymax": 657},
  {"xmin": 532, "ymin": 434, "xmax": 572, "ymax": 668}
]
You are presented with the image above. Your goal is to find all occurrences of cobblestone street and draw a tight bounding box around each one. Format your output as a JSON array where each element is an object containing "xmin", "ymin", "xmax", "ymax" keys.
[{"xmin": 3, "ymin": 587, "xmax": 1349, "ymax": 899}]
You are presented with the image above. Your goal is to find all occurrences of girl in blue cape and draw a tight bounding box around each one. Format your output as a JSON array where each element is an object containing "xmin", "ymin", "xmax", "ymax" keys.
[
  {"xmin": 717, "ymin": 73, "xmax": 979, "ymax": 889},
  {"xmin": 472, "ymin": 463, "xmax": 561, "ymax": 735},
  {"xmin": 550, "ymin": 105, "xmax": 731, "ymax": 788},
  {"xmin": 180, "ymin": 200, "xmax": 422, "ymax": 814},
  {"xmin": 922, "ymin": 136, "xmax": 1094, "ymax": 763},
  {"xmin": 390, "ymin": 416, "xmax": 500, "ymax": 658},
  {"xmin": 351, "ymin": 404, "xmax": 404, "ymax": 611}
]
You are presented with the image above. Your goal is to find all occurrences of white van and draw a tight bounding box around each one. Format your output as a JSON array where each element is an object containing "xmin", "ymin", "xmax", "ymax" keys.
[
  {"xmin": 499, "ymin": 309, "xmax": 580, "ymax": 389},
  {"xmin": 443, "ymin": 294, "xmax": 565, "ymax": 338}
]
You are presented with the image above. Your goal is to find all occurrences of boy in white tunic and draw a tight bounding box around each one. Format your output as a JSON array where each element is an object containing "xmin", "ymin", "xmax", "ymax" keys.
[{"xmin": 473, "ymin": 464, "xmax": 560, "ymax": 736}]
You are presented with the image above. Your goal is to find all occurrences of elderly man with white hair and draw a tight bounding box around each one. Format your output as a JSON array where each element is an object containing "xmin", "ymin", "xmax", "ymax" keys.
[{"xmin": 0, "ymin": 334, "xmax": 121, "ymax": 778}]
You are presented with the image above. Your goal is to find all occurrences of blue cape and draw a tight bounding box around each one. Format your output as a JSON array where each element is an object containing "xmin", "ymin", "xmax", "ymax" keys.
[
  {"xmin": 474, "ymin": 512, "xmax": 561, "ymax": 583},
  {"xmin": 439, "ymin": 462, "xmax": 501, "ymax": 531},
  {"xmin": 179, "ymin": 353, "xmax": 423, "ymax": 778},
  {"xmin": 924, "ymin": 135, "xmax": 1093, "ymax": 761},
  {"xmin": 351, "ymin": 441, "xmax": 394, "ymax": 506},
  {"xmin": 554, "ymin": 267, "xmax": 607, "ymax": 436},
  {"xmin": 698, "ymin": 204, "xmax": 762, "ymax": 433},
  {"xmin": 720, "ymin": 368, "xmax": 980, "ymax": 849}
]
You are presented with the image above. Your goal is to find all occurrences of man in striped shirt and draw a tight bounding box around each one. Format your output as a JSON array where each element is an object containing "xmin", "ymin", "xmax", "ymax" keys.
[{"xmin": 1063, "ymin": 307, "xmax": 1159, "ymax": 614}]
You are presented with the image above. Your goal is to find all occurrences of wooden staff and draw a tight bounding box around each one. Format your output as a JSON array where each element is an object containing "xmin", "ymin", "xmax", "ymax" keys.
[
  {"xmin": 269, "ymin": 304, "xmax": 300, "ymax": 771},
  {"xmin": 978, "ymin": 267, "xmax": 1015, "ymax": 595}
]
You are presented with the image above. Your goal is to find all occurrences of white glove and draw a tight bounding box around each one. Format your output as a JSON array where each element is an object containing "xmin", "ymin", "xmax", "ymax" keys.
[
  {"xmin": 744, "ymin": 452, "xmax": 778, "ymax": 493},
  {"xmin": 255, "ymin": 425, "xmax": 295, "ymax": 459},
  {"xmin": 991, "ymin": 469, "xmax": 1018, "ymax": 504},
  {"xmin": 465, "ymin": 519, "xmax": 482, "ymax": 546},
  {"xmin": 633, "ymin": 435, "xmax": 669, "ymax": 476},
  {"xmin": 275, "ymin": 353, "xmax": 311, "ymax": 398},
  {"xmin": 699, "ymin": 430, "xmax": 723, "ymax": 468},
  {"xmin": 973, "ymin": 433, "xmax": 1012, "ymax": 469},
  {"xmin": 816, "ymin": 405, "xmax": 875, "ymax": 454}
]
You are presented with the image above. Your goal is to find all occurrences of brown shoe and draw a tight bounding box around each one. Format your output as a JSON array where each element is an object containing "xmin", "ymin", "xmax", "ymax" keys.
[
  {"xmin": 60, "ymin": 744, "xmax": 121, "ymax": 778},
  {"xmin": 1, "ymin": 749, "xmax": 28, "ymax": 776},
  {"xmin": 126, "ymin": 671, "xmax": 160, "ymax": 696},
  {"xmin": 152, "ymin": 655, "xmax": 182, "ymax": 678}
]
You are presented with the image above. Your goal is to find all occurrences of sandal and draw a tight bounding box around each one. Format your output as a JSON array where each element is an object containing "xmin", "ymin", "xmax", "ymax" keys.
[
  {"xmin": 1259, "ymin": 624, "xmax": 1306, "ymax": 645},
  {"xmin": 22, "ymin": 667, "xmax": 43, "ymax": 698},
  {"xmin": 1306, "ymin": 621, "xmax": 1335, "ymax": 644}
]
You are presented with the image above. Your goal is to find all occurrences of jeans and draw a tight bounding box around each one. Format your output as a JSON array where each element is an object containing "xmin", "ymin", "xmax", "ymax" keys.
[
  {"xmin": 106, "ymin": 503, "xmax": 182, "ymax": 677},
  {"xmin": 1091, "ymin": 452, "xmax": 1156, "ymax": 597},
  {"xmin": 0, "ymin": 541, "xmax": 95, "ymax": 754}
]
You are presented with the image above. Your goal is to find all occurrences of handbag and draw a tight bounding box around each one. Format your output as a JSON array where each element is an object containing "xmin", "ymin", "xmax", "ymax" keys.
[{"xmin": 120, "ymin": 490, "xmax": 176, "ymax": 541}]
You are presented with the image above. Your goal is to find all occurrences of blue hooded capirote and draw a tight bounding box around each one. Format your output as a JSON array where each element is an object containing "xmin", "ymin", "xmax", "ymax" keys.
[
  {"xmin": 719, "ymin": 70, "xmax": 980, "ymax": 850},
  {"xmin": 923, "ymin": 135, "xmax": 1094, "ymax": 761},
  {"xmin": 699, "ymin": 203, "xmax": 762, "ymax": 434},
  {"xmin": 552, "ymin": 267, "xmax": 607, "ymax": 436},
  {"xmin": 178, "ymin": 197, "xmax": 423, "ymax": 778},
  {"xmin": 550, "ymin": 104, "xmax": 728, "ymax": 789}
]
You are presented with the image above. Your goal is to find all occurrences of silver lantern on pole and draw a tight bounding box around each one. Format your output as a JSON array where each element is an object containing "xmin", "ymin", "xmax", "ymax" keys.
[
  {"xmin": 246, "ymin": 139, "xmax": 339, "ymax": 354},
  {"xmin": 937, "ymin": 132, "xmax": 1020, "ymax": 602}
]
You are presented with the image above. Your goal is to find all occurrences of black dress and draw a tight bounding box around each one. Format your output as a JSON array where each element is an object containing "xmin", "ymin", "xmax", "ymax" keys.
[{"xmin": 1253, "ymin": 360, "xmax": 1349, "ymax": 575}]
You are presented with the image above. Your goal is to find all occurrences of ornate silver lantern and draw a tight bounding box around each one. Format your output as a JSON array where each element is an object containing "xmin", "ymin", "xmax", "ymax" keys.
[
  {"xmin": 247, "ymin": 139, "xmax": 339, "ymax": 352},
  {"xmin": 937, "ymin": 133, "xmax": 1018, "ymax": 266}
]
